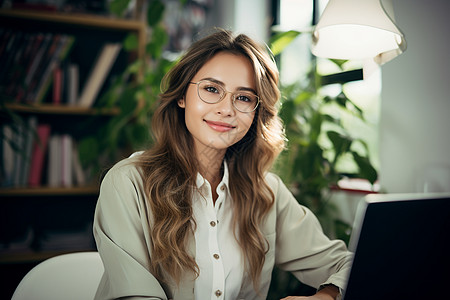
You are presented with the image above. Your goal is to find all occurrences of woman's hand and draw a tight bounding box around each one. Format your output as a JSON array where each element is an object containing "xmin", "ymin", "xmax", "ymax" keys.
[{"xmin": 280, "ymin": 285, "xmax": 340, "ymax": 300}]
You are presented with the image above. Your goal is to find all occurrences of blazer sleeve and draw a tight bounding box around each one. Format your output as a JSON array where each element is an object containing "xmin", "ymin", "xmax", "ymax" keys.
[
  {"xmin": 93, "ymin": 160, "xmax": 168, "ymax": 300},
  {"xmin": 270, "ymin": 173, "xmax": 353, "ymax": 292}
]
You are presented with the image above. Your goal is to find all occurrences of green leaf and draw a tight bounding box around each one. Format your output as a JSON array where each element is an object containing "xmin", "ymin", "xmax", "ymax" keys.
[
  {"xmin": 127, "ymin": 59, "xmax": 144, "ymax": 75},
  {"xmin": 309, "ymin": 112, "xmax": 323, "ymax": 142},
  {"xmin": 147, "ymin": 0, "xmax": 165, "ymax": 27},
  {"xmin": 128, "ymin": 123, "xmax": 150, "ymax": 149},
  {"xmin": 147, "ymin": 25, "xmax": 169, "ymax": 58},
  {"xmin": 118, "ymin": 88, "xmax": 138, "ymax": 115},
  {"xmin": 109, "ymin": 0, "xmax": 131, "ymax": 17},
  {"xmin": 329, "ymin": 59, "xmax": 348, "ymax": 69},
  {"xmin": 279, "ymin": 100, "xmax": 296, "ymax": 127},
  {"xmin": 78, "ymin": 137, "xmax": 100, "ymax": 168},
  {"xmin": 335, "ymin": 93, "xmax": 347, "ymax": 107},
  {"xmin": 344, "ymin": 97, "xmax": 365, "ymax": 119},
  {"xmin": 269, "ymin": 30, "xmax": 301, "ymax": 56},
  {"xmin": 293, "ymin": 91, "xmax": 312, "ymax": 105},
  {"xmin": 352, "ymin": 151, "xmax": 378, "ymax": 184},
  {"xmin": 327, "ymin": 131, "xmax": 353, "ymax": 162},
  {"xmin": 123, "ymin": 33, "xmax": 138, "ymax": 51},
  {"xmin": 295, "ymin": 142, "xmax": 323, "ymax": 181}
]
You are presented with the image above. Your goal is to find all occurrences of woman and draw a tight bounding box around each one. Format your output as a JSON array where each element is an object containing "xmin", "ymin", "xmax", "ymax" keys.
[{"xmin": 93, "ymin": 29, "xmax": 352, "ymax": 300}]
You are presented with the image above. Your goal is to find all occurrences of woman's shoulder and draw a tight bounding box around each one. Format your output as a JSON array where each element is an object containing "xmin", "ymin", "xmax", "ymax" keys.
[
  {"xmin": 102, "ymin": 151, "xmax": 144, "ymax": 183},
  {"xmin": 264, "ymin": 171, "xmax": 297, "ymax": 205},
  {"xmin": 264, "ymin": 171, "xmax": 284, "ymax": 190}
]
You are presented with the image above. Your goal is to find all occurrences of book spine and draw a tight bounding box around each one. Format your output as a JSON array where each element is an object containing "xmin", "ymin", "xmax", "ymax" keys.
[
  {"xmin": 5, "ymin": 32, "xmax": 31, "ymax": 100},
  {"xmin": 47, "ymin": 134, "xmax": 61, "ymax": 187},
  {"xmin": 34, "ymin": 35, "xmax": 76, "ymax": 103},
  {"xmin": 29, "ymin": 34, "xmax": 62, "ymax": 103},
  {"xmin": 77, "ymin": 43, "xmax": 122, "ymax": 107},
  {"xmin": 20, "ymin": 117, "xmax": 38, "ymax": 187},
  {"xmin": 23, "ymin": 33, "xmax": 53, "ymax": 103},
  {"xmin": 0, "ymin": 31, "xmax": 24, "ymax": 88},
  {"xmin": 72, "ymin": 141, "xmax": 86, "ymax": 186},
  {"xmin": 67, "ymin": 63, "xmax": 79, "ymax": 105},
  {"xmin": 52, "ymin": 66, "xmax": 63, "ymax": 104},
  {"xmin": 61, "ymin": 134, "xmax": 73, "ymax": 187},
  {"xmin": 24, "ymin": 33, "xmax": 52, "ymax": 87},
  {"xmin": 1, "ymin": 125, "xmax": 15, "ymax": 187},
  {"xmin": 28, "ymin": 124, "xmax": 51, "ymax": 187},
  {"xmin": 15, "ymin": 33, "xmax": 45, "ymax": 103},
  {"xmin": 11, "ymin": 122, "xmax": 25, "ymax": 187}
]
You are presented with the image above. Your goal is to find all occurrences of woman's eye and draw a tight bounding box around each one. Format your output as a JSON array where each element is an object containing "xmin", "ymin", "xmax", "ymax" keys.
[
  {"xmin": 236, "ymin": 94, "xmax": 252, "ymax": 102},
  {"xmin": 205, "ymin": 86, "xmax": 219, "ymax": 94}
]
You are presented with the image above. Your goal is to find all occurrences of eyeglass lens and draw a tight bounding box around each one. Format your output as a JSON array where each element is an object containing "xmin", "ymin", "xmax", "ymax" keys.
[{"xmin": 197, "ymin": 80, "xmax": 258, "ymax": 112}]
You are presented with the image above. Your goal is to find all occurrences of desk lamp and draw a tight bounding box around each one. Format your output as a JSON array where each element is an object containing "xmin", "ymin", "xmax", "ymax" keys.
[{"xmin": 311, "ymin": 0, "xmax": 406, "ymax": 65}]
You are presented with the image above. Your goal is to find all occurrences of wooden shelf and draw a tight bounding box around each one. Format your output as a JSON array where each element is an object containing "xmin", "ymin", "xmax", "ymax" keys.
[
  {"xmin": 2, "ymin": 103, "xmax": 119, "ymax": 116},
  {"xmin": 0, "ymin": 8, "xmax": 147, "ymax": 59},
  {"xmin": 0, "ymin": 185, "xmax": 99, "ymax": 197}
]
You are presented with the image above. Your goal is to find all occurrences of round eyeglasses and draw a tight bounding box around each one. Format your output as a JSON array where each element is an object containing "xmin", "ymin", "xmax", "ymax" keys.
[{"xmin": 189, "ymin": 80, "xmax": 260, "ymax": 113}]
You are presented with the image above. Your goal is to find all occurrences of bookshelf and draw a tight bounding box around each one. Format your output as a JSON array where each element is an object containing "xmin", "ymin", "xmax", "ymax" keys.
[
  {"xmin": 3, "ymin": 103, "xmax": 120, "ymax": 115},
  {"xmin": 0, "ymin": 9, "xmax": 146, "ymax": 59},
  {"xmin": 0, "ymin": 7, "xmax": 146, "ymax": 272}
]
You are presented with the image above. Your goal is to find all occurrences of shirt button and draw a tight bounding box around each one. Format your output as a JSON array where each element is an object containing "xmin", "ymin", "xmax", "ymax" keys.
[
  {"xmin": 213, "ymin": 253, "xmax": 220, "ymax": 259},
  {"xmin": 210, "ymin": 221, "xmax": 216, "ymax": 227},
  {"xmin": 220, "ymin": 185, "xmax": 225, "ymax": 191},
  {"xmin": 215, "ymin": 290, "xmax": 222, "ymax": 297}
]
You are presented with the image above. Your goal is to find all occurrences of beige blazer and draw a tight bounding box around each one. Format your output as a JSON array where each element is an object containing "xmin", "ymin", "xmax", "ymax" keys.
[{"xmin": 93, "ymin": 156, "xmax": 352, "ymax": 300}]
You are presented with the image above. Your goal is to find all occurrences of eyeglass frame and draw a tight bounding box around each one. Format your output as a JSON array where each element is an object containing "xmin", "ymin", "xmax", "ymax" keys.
[{"xmin": 189, "ymin": 80, "xmax": 260, "ymax": 113}]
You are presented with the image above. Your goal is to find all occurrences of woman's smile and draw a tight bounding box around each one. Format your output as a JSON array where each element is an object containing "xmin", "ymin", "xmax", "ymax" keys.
[{"xmin": 204, "ymin": 119, "xmax": 236, "ymax": 132}]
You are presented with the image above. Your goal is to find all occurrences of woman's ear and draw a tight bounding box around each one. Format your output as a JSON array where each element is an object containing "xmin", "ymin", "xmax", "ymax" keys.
[{"xmin": 178, "ymin": 98, "xmax": 185, "ymax": 108}]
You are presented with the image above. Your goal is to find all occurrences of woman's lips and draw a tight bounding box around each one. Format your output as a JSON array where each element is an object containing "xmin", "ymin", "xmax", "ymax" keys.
[{"xmin": 204, "ymin": 120, "xmax": 235, "ymax": 132}]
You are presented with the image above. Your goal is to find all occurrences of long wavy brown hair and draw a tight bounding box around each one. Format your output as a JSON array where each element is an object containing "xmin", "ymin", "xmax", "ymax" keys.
[{"xmin": 136, "ymin": 28, "xmax": 285, "ymax": 290}]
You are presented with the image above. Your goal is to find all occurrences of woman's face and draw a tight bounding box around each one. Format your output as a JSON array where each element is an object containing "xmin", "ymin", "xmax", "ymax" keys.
[{"xmin": 178, "ymin": 51, "xmax": 257, "ymax": 159}]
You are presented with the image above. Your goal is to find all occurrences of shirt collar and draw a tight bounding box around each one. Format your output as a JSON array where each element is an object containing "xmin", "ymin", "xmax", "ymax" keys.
[{"xmin": 195, "ymin": 161, "xmax": 230, "ymax": 190}]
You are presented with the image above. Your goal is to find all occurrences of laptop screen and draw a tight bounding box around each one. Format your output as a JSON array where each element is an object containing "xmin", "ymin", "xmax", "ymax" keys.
[{"xmin": 342, "ymin": 193, "xmax": 450, "ymax": 300}]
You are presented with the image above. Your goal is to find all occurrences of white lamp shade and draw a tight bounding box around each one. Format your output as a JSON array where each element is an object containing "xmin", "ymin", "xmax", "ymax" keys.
[{"xmin": 311, "ymin": 0, "xmax": 406, "ymax": 65}]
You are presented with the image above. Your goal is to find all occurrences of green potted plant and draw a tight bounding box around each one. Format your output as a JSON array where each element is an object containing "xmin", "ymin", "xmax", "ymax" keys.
[
  {"xmin": 270, "ymin": 29, "xmax": 378, "ymax": 239},
  {"xmin": 267, "ymin": 30, "xmax": 378, "ymax": 299},
  {"xmin": 78, "ymin": 0, "xmax": 176, "ymax": 175}
]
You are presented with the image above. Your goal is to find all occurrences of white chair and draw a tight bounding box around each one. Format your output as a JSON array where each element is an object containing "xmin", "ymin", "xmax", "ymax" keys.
[{"xmin": 11, "ymin": 251, "xmax": 104, "ymax": 300}]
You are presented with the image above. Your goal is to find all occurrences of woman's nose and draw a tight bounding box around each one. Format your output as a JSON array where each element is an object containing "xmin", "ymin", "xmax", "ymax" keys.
[{"xmin": 216, "ymin": 92, "xmax": 235, "ymax": 115}]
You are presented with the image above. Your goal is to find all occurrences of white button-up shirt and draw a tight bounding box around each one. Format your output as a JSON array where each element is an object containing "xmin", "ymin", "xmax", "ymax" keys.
[{"xmin": 192, "ymin": 163, "xmax": 244, "ymax": 300}]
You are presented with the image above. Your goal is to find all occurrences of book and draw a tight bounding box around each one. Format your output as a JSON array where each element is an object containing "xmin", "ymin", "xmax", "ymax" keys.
[
  {"xmin": 66, "ymin": 63, "xmax": 79, "ymax": 105},
  {"xmin": 1, "ymin": 125, "xmax": 15, "ymax": 187},
  {"xmin": 5, "ymin": 32, "xmax": 32, "ymax": 99},
  {"xmin": 61, "ymin": 134, "xmax": 73, "ymax": 187},
  {"xmin": 52, "ymin": 65, "xmax": 63, "ymax": 104},
  {"xmin": 33, "ymin": 35, "xmax": 75, "ymax": 103},
  {"xmin": 11, "ymin": 121, "xmax": 29, "ymax": 187},
  {"xmin": 77, "ymin": 43, "xmax": 122, "ymax": 107},
  {"xmin": 0, "ymin": 30, "xmax": 25, "ymax": 88},
  {"xmin": 28, "ymin": 123, "xmax": 51, "ymax": 187},
  {"xmin": 20, "ymin": 117, "xmax": 38, "ymax": 186},
  {"xmin": 72, "ymin": 142, "xmax": 86, "ymax": 186},
  {"xmin": 22, "ymin": 33, "xmax": 53, "ymax": 102},
  {"xmin": 14, "ymin": 33, "xmax": 46, "ymax": 102},
  {"xmin": 47, "ymin": 134, "xmax": 61, "ymax": 187}
]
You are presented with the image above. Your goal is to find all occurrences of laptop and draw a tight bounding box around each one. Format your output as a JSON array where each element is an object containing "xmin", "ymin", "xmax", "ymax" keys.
[{"xmin": 342, "ymin": 193, "xmax": 450, "ymax": 300}]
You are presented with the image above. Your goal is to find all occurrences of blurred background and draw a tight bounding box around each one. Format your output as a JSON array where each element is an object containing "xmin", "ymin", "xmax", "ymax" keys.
[{"xmin": 1, "ymin": 0, "xmax": 449, "ymax": 299}]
